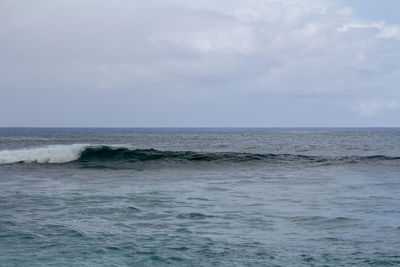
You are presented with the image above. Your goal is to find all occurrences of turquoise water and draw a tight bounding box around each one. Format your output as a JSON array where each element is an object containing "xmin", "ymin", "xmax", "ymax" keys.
[{"xmin": 1, "ymin": 128, "xmax": 400, "ymax": 266}]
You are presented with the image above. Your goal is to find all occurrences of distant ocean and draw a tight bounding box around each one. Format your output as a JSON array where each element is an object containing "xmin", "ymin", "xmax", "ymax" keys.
[{"xmin": 1, "ymin": 128, "xmax": 399, "ymax": 266}]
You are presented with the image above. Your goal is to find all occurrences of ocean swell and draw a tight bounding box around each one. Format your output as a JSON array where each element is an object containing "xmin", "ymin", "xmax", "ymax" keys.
[{"xmin": 0, "ymin": 144, "xmax": 399, "ymax": 166}]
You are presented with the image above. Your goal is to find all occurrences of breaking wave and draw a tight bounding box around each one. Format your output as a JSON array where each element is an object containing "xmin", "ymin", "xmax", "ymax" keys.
[
  {"xmin": 0, "ymin": 144, "xmax": 399, "ymax": 166},
  {"xmin": 0, "ymin": 144, "xmax": 89, "ymax": 164}
]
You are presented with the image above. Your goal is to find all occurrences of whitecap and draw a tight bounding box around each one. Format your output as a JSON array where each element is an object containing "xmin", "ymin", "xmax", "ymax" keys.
[{"xmin": 0, "ymin": 144, "xmax": 91, "ymax": 164}]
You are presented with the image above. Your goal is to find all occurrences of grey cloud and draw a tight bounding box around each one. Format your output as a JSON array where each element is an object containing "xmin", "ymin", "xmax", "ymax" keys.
[{"xmin": 1, "ymin": 0, "xmax": 400, "ymax": 126}]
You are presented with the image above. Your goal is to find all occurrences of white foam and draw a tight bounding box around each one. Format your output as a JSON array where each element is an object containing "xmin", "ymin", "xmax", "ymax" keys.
[{"xmin": 0, "ymin": 144, "xmax": 91, "ymax": 164}]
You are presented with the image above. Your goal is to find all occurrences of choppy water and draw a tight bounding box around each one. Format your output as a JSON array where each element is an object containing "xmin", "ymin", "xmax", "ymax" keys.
[{"xmin": 1, "ymin": 128, "xmax": 400, "ymax": 266}]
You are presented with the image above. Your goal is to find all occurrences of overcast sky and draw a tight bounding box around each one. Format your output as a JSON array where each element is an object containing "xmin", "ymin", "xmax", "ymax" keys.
[{"xmin": 1, "ymin": 0, "xmax": 400, "ymax": 127}]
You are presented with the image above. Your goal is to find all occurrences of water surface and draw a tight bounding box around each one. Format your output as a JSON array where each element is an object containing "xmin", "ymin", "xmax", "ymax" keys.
[{"xmin": 1, "ymin": 128, "xmax": 399, "ymax": 266}]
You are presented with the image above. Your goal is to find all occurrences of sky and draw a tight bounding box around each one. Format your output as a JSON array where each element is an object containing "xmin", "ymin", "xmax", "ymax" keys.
[{"xmin": 1, "ymin": 0, "xmax": 400, "ymax": 127}]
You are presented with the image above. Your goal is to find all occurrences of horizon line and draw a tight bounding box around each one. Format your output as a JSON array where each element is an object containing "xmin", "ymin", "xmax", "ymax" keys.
[{"xmin": 1, "ymin": 126, "xmax": 399, "ymax": 129}]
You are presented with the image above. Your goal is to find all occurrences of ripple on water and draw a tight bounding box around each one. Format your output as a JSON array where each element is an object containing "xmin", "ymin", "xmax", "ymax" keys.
[
  {"xmin": 289, "ymin": 215, "xmax": 362, "ymax": 229},
  {"xmin": 176, "ymin": 213, "xmax": 213, "ymax": 220}
]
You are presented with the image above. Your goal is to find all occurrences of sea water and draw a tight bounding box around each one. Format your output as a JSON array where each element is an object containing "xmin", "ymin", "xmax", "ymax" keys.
[{"xmin": 0, "ymin": 128, "xmax": 399, "ymax": 266}]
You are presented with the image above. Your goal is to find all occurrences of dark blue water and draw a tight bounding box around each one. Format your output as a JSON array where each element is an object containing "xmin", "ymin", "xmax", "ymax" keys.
[{"xmin": 1, "ymin": 128, "xmax": 400, "ymax": 266}]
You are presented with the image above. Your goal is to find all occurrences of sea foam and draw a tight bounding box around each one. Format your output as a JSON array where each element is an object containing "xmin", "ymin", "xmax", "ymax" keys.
[{"xmin": 0, "ymin": 144, "xmax": 91, "ymax": 164}]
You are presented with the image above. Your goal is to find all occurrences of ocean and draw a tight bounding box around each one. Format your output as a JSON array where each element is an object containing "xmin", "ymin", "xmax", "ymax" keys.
[{"xmin": 0, "ymin": 128, "xmax": 399, "ymax": 266}]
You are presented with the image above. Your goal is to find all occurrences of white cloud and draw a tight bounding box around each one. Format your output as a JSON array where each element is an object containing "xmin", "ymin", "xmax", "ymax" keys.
[
  {"xmin": 151, "ymin": 25, "xmax": 256, "ymax": 55},
  {"xmin": 351, "ymin": 99, "xmax": 400, "ymax": 116},
  {"xmin": 337, "ymin": 22, "xmax": 384, "ymax": 32},
  {"xmin": 337, "ymin": 22, "xmax": 400, "ymax": 40},
  {"xmin": 377, "ymin": 25, "xmax": 400, "ymax": 40}
]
